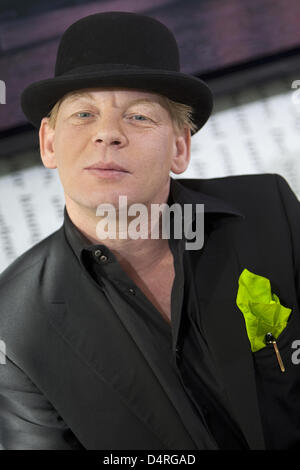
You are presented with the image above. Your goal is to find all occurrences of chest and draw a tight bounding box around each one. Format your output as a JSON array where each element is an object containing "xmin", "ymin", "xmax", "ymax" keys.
[
  {"xmin": 145, "ymin": 271, "xmax": 175, "ymax": 324},
  {"xmin": 132, "ymin": 255, "xmax": 175, "ymax": 325}
]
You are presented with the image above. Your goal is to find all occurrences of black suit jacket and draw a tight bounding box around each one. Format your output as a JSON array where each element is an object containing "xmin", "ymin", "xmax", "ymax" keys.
[{"xmin": 0, "ymin": 173, "xmax": 300, "ymax": 450}]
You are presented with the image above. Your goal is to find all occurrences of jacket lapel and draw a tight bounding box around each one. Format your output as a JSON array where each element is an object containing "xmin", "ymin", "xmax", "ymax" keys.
[
  {"xmin": 192, "ymin": 215, "xmax": 266, "ymax": 449},
  {"xmin": 44, "ymin": 197, "xmax": 266, "ymax": 449},
  {"xmin": 44, "ymin": 227, "xmax": 217, "ymax": 450}
]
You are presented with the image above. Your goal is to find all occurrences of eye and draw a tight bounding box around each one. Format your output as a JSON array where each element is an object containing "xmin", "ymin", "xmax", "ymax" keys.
[
  {"xmin": 76, "ymin": 112, "xmax": 93, "ymax": 118},
  {"xmin": 132, "ymin": 115, "xmax": 147, "ymax": 121},
  {"xmin": 126, "ymin": 114, "xmax": 152, "ymax": 123}
]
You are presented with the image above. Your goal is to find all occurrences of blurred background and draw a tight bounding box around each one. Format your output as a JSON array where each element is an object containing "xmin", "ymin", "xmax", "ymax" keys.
[{"xmin": 1, "ymin": 0, "xmax": 300, "ymax": 272}]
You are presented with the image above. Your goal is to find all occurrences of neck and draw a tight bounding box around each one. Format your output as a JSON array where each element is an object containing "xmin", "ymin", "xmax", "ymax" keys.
[{"xmin": 65, "ymin": 192, "xmax": 173, "ymax": 275}]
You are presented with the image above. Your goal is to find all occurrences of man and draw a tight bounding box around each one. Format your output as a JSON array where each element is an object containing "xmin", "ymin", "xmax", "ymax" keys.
[{"xmin": 1, "ymin": 11, "xmax": 300, "ymax": 450}]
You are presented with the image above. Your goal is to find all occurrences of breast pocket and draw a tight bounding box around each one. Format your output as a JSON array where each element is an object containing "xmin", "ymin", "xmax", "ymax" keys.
[{"xmin": 253, "ymin": 304, "xmax": 300, "ymax": 449}]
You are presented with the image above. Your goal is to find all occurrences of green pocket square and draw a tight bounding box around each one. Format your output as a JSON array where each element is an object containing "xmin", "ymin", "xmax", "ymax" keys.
[{"xmin": 236, "ymin": 268, "xmax": 292, "ymax": 352}]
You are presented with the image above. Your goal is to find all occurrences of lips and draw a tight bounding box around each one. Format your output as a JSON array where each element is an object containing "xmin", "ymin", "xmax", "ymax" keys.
[{"xmin": 85, "ymin": 161, "xmax": 128, "ymax": 172}]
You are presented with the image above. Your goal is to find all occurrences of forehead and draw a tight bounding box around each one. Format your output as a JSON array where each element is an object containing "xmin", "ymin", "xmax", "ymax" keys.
[{"xmin": 61, "ymin": 88, "xmax": 168, "ymax": 108}]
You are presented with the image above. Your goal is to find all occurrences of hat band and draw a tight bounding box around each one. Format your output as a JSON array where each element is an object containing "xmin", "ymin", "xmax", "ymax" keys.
[{"xmin": 57, "ymin": 62, "xmax": 178, "ymax": 77}]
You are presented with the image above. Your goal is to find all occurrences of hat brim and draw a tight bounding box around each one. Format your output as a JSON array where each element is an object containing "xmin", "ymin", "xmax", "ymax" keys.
[{"xmin": 21, "ymin": 68, "xmax": 213, "ymax": 134}]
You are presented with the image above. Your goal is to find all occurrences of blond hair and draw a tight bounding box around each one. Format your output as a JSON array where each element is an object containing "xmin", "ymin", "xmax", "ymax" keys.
[{"xmin": 46, "ymin": 91, "xmax": 197, "ymax": 134}]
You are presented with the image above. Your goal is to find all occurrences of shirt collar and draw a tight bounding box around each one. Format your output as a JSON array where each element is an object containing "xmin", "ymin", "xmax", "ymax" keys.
[
  {"xmin": 167, "ymin": 177, "xmax": 245, "ymax": 218},
  {"xmin": 63, "ymin": 177, "xmax": 245, "ymax": 264}
]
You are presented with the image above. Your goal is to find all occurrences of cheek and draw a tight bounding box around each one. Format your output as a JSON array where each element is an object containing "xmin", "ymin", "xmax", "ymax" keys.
[
  {"xmin": 54, "ymin": 127, "xmax": 87, "ymax": 163},
  {"xmin": 144, "ymin": 139, "xmax": 175, "ymax": 173},
  {"xmin": 135, "ymin": 132, "xmax": 174, "ymax": 165}
]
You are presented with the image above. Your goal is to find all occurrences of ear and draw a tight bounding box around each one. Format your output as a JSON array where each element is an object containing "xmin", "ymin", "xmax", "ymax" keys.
[
  {"xmin": 39, "ymin": 117, "xmax": 57, "ymax": 169},
  {"xmin": 170, "ymin": 126, "xmax": 191, "ymax": 175}
]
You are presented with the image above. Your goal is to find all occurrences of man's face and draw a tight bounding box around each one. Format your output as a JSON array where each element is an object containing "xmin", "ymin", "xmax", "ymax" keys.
[{"xmin": 39, "ymin": 88, "xmax": 190, "ymax": 214}]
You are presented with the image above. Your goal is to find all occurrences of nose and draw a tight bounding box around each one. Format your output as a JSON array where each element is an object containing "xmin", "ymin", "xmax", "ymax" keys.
[{"xmin": 93, "ymin": 114, "xmax": 127, "ymax": 148}]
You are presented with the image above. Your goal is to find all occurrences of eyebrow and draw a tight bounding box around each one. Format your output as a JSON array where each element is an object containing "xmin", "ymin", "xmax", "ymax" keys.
[
  {"xmin": 65, "ymin": 92, "xmax": 95, "ymax": 104},
  {"xmin": 65, "ymin": 94, "xmax": 161, "ymax": 109},
  {"xmin": 125, "ymin": 98, "xmax": 160, "ymax": 108}
]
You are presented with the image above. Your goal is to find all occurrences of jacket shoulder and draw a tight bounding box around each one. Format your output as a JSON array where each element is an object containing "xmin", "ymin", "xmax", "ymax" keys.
[
  {"xmin": 178, "ymin": 172, "xmax": 293, "ymax": 210},
  {"xmin": 0, "ymin": 226, "xmax": 63, "ymax": 294},
  {"xmin": 178, "ymin": 172, "xmax": 281, "ymax": 193}
]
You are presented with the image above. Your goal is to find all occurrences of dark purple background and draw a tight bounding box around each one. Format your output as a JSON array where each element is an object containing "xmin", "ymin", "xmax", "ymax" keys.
[{"xmin": 1, "ymin": 0, "xmax": 300, "ymax": 131}]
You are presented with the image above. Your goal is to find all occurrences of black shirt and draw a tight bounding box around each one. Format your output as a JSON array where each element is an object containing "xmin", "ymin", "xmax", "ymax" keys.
[{"xmin": 63, "ymin": 177, "xmax": 249, "ymax": 449}]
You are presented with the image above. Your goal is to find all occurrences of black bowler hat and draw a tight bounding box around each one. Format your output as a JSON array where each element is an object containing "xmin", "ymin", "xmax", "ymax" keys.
[{"xmin": 21, "ymin": 11, "xmax": 213, "ymax": 134}]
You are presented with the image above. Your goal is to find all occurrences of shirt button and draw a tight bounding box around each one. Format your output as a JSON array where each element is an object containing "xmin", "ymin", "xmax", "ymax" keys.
[
  {"xmin": 100, "ymin": 255, "xmax": 108, "ymax": 262},
  {"xmin": 128, "ymin": 288, "xmax": 136, "ymax": 295},
  {"xmin": 94, "ymin": 249, "xmax": 102, "ymax": 257}
]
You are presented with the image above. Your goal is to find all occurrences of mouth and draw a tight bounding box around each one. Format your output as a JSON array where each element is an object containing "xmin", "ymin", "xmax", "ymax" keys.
[
  {"xmin": 85, "ymin": 161, "xmax": 128, "ymax": 172},
  {"xmin": 84, "ymin": 165, "xmax": 129, "ymax": 179}
]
